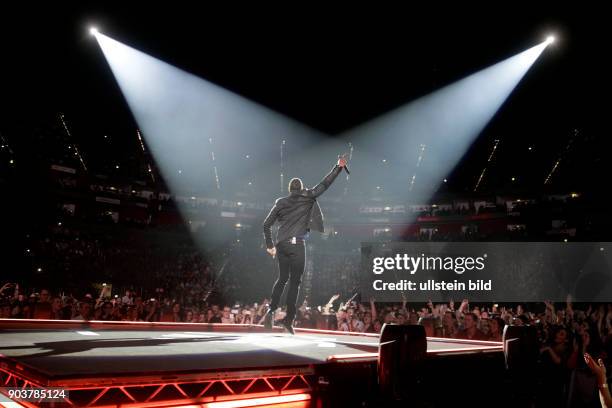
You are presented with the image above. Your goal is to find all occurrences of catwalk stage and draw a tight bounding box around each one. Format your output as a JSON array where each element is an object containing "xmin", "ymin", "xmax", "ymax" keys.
[{"xmin": 0, "ymin": 319, "xmax": 505, "ymax": 407}]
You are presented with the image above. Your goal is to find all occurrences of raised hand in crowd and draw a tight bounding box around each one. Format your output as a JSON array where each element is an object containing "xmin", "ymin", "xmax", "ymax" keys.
[
  {"xmin": 585, "ymin": 353, "xmax": 612, "ymax": 408},
  {"xmin": 458, "ymin": 299, "xmax": 469, "ymax": 313}
]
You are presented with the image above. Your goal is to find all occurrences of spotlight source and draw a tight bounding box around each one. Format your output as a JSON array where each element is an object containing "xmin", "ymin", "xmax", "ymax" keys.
[
  {"xmin": 546, "ymin": 35, "xmax": 555, "ymax": 44},
  {"xmin": 89, "ymin": 27, "xmax": 99, "ymax": 36}
]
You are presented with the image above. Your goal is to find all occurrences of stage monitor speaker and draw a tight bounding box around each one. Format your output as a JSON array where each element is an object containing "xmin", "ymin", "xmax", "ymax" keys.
[
  {"xmin": 378, "ymin": 324, "xmax": 426, "ymax": 399},
  {"xmin": 503, "ymin": 324, "xmax": 539, "ymax": 372}
]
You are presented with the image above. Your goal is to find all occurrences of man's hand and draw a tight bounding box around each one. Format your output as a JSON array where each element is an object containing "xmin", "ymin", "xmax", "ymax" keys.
[
  {"xmin": 266, "ymin": 247, "xmax": 277, "ymax": 258},
  {"xmin": 337, "ymin": 154, "xmax": 348, "ymax": 167}
]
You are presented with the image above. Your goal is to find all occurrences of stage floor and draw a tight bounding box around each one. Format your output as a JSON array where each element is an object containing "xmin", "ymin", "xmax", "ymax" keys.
[
  {"xmin": 0, "ymin": 320, "xmax": 504, "ymax": 407},
  {"xmin": 0, "ymin": 319, "xmax": 501, "ymax": 381},
  {"xmin": 0, "ymin": 321, "xmax": 501, "ymax": 379},
  {"xmin": 0, "ymin": 328, "xmax": 381, "ymax": 378}
]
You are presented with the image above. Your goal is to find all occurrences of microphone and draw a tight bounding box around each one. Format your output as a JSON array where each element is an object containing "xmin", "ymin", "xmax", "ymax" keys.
[{"xmin": 338, "ymin": 154, "xmax": 350, "ymax": 175}]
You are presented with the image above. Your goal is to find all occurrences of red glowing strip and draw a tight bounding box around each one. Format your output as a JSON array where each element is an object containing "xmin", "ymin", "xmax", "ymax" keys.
[
  {"xmin": 0, "ymin": 318, "xmax": 373, "ymax": 338},
  {"xmin": 427, "ymin": 336, "xmax": 503, "ymax": 346},
  {"xmin": 427, "ymin": 346, "xmax": 504, "ymax": 354},
  {"xmin": 203, "ymin": 392, "xmax": 311, "ymax": 408},
  {"xmin": 327, "ymin": 353, "xmax": 378, "ymax": 361},
  {"xmin": 0, "ymin": 318, "xmax": 261, "ymax": 330},
  {"xmin": 293, "ymin": 327, "xmax": 379, "ymax": 337},
  {"xmin": 0, "ymin": 319, "xmax": 500, "ymax": 345},
  {"xmin": 161, "ymin": 406, "xmax": 201, "ymax": 408},
  {"xmin": 426, "ymin": 345, "xmax": 502, "ymax": 354},
  {"xmin": 327, "ymin": 344, "xmax": 502, "ymax": 362}
]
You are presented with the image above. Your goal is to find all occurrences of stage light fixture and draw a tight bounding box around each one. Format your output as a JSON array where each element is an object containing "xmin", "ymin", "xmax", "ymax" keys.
[
  {"xmin": 89, "ymin": 27, "xmax": 99, "ymax": 36},
  {"xmin": 546, "ymin": 35, "xmax": 555, "ymax": 44}
]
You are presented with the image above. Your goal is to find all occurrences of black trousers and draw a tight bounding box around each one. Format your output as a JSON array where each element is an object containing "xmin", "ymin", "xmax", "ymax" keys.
[{"xmin": 269, "ymin": 240, "xmax": 305, "ymax": 321}]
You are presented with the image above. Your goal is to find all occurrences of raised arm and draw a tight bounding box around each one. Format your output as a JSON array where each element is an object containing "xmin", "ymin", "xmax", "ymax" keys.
[
  {"xmin": 308, "ymin": 156, "xmax": 347, "ymax": 198},
  {"xmin": 370, "ymin": 297, "xmax": 378, "ymax": 321},
  {"xmin": 322, "ymin": 294, "xmax": 339, "ymax": 314},
  {"xmin": 585, "ymin": 353, "xmax": 612, "ymax": 408}
]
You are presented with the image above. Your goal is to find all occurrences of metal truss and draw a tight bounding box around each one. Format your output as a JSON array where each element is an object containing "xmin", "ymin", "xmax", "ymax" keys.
[{"xmin": 0, "ymin": 367, "xmax": 314, "ymax": 407}]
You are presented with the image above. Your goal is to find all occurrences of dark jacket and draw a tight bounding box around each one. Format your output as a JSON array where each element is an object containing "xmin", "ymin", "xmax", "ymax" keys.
[{"xmin": 263, "ymin": 165, "xmax": 342, "ymax": 249}]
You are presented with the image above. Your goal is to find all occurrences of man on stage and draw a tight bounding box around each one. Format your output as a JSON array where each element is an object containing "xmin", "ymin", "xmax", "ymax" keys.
[{"xmin": 262, "ymin": 155, "xmax": 348, "ymax": 334}]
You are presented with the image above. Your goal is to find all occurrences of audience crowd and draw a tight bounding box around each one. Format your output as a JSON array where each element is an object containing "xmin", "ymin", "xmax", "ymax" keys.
[
  {"xmin": 9, "ymin": 217, "xmax": 611, "ymax": 408},
  {"xmin": 2, "ymin": 279, "xmax": 610, "ymax": 406}
]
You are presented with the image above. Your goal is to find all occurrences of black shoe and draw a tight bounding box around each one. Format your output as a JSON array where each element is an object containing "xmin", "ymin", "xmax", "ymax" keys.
[
  {"xmin": 262, "ymin": 307, "xmax": 274, "ymax": 330},
  {"xmin": 281, "ymin": 318, "xmax": 295, "ymax": 335}
]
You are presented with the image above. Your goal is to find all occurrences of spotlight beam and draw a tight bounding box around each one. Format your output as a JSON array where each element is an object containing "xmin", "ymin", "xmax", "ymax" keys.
[
  {"xmin": 328, "ymin": 39, "xmax": 551, "ymax": 232},
  {"xmin": 94, "ymin": 32, "xmax": 553, "ymax": 244},
  {"xmin": 93, "ymin": 32, "xmax": 331, "ymax": 247}
]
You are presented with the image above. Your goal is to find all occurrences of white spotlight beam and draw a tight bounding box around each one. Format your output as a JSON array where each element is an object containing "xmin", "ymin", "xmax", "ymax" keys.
[
  {"xmin": 337, "ymin": 41, "xmax": 550, "ymax": 202},
  {"xmin": 94, "ymin": 33, "xmax": 327, "ymax": 197},
  {"xmin": 94, "ymin": 32, "xmax": 551, "ymax": 237}
]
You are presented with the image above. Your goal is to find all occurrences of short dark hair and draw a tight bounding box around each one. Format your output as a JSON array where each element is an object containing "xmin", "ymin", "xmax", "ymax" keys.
[{"xmin": 289, "ymin": 178, "xmax": 303, "ymax": 192}]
